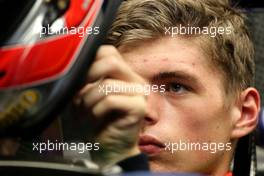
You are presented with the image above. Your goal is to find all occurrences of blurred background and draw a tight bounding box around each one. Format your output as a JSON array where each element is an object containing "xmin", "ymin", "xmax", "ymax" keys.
[{"xmin": 248, "ymin": 9, "xmax": 264, "ymax": 176}]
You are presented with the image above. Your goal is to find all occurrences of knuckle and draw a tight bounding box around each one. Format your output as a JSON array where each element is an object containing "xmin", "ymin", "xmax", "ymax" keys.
[
  {"xmin": 92, "ymin": 106, "xmax": 100, "ymax": 117},
  {"xmin": 83, "ymin": 95, "xmax": 93, "ymax": 108},
  {"xmin": 125, "ymin": 116, "xmax": 141, "ymax": 127},
  {"xmin": 101, "ymin": 79, "xmax": 112, "ymax": 87},
  {"xmin": 103, "ymin": 95, "xmax": 116, "ymax": 107},
  {"xmin": 99, "ymin": 45, "xmax": 118, "ymax": 55},
  {"xmin": 138, "ymin": 95, "xmax": 147, "ymax": 106},
  {"xmin": 133, "ymin": 96, "xmax": 147, "ymax": 115},
  {"xmin": 105, "ymin": 56, "xmax": 120, "ymax": 69}
]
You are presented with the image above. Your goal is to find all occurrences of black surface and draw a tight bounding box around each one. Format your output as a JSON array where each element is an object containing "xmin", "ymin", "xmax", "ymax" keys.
[{"xmin": 0, "ymin": 0, "xmax": 35, "ymax": 45}]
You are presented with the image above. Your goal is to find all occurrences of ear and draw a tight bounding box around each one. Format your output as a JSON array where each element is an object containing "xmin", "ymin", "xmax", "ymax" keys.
[{"xmin": 231, "ymin": 87, "xmax": 261, "ymax": 139}]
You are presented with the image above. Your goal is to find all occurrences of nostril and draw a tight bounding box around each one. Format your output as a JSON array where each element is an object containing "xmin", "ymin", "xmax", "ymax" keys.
[
  {"xmin": 0, "ymin": 70, "xmax": 6, "ymax": 78},
  {"xmin": 144, "ymin": 116, "xmax": 156, "ymax": 125}
]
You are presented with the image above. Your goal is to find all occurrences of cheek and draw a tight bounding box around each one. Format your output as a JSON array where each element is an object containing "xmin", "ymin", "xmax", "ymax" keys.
[
  {"xmin": 158, "ymin": 95, "xmax": 232, "ymax": 143},
  {"xmin": 156, "ymin": 99, "xmax": 233, "ymax": 166}
]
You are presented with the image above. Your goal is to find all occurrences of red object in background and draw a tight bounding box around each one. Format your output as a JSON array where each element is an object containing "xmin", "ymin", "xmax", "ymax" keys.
[
  {"xmin": 0, "ymin": 0, "xmax": 100, "ymax": 89},
  {"xmin": 65, "ymin": 0, "xmax": 95, "ymax": 27}
]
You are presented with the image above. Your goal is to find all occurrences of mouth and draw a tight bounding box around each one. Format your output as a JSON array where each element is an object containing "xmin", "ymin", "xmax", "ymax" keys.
[{"xmin": 138, "ymin": 135, "xmax": 165, "ymax": 156}]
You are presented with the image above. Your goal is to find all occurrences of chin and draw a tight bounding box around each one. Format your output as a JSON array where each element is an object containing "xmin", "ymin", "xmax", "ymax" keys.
[{"xmin": 149, "ymin": 160, "xmax": 175, "ymax": 172}]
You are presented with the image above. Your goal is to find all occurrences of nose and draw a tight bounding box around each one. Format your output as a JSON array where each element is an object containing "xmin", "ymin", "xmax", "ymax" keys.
[{"xmin": 144, "ymin": 92, "xmax": 160, "ymax": 126}]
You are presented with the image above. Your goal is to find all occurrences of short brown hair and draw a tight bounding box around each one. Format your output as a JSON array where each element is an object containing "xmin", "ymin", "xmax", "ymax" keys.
[{"xmin": 107, "ymin": 0, "xmax": 255, "ymax": 96}]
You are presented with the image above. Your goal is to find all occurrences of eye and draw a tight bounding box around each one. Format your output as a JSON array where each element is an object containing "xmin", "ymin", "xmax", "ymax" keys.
[{"xmin": 167, "ymin": 82, "xmax": 188, "ymax": 94}]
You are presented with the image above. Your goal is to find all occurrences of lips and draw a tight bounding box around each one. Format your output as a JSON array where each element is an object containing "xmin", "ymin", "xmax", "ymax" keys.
[{"xmin": 139, "ymin": 135, "xmax": 165, "ymax": 155}]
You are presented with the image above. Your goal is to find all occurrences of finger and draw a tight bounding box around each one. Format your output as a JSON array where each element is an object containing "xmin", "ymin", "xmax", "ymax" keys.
[
  {"xmin": 78, "ymin": 81, "xmax": 98, "ymax": 97},
  {"xmin": 87, "ymin": 57, "xmax": 142, "ymax": 83},
  {"xmin": 87, "ymin": 46, "xmax": 144, "ymax": 83},
  {"xmin": 92, "ymin": 95, "xmax": 146, "ymax": 119},
  {"xmin": 73, "ymin": 82, "xmax": 98, "ymax": 106},
  {"xmin": 81, "ymin": 79, "xmax": 145, "ymax": 108},
  {"xmin": 95, "ymin": 45, "xmax": 122, "ymax": 62}
]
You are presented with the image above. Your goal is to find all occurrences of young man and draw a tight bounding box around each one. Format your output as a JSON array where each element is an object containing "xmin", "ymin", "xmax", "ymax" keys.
[{"xmin": 76, "ymin": 0, "xmax": 261, "ymax": 175}]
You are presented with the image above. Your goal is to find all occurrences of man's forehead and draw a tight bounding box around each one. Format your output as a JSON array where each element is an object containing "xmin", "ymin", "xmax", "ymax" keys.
[
  {"xmin": 121, "ymin": 36, "xmax": 208, "ymax": 64},
  {"xmin": 120, "ymin": 40, "xmax": 210, "ymax": 80}
]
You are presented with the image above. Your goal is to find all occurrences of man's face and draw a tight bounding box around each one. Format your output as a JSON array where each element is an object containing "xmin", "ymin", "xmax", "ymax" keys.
[{"xmin": 120, "ymin": 37, "xmax": 234, "ymax": 173}]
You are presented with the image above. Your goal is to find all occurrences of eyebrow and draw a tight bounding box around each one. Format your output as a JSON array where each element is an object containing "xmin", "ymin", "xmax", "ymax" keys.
[{"xmin": 152, "ymin": 71, "xmax": 201, "ymax": 86}]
